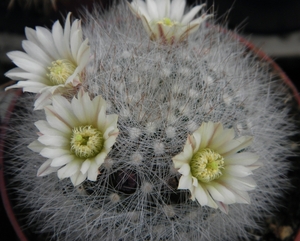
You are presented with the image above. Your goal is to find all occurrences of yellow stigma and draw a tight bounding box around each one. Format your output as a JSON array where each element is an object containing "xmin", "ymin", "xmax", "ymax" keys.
[
  {"xmin": 190, "ymin": 148, "xmax": 224, "ymax": 183},
  {"xmin": 47, "ymin": 59, "xmax": 76, "ymax": 85},
  {"xmin": 70, "ymin": 125, "xmax": 103, "ymax": 159},
  {"xmin": 163, "ymin": 18, "xmax": 174, "ymax": 26},
  {"xmin": 157, "ymin": 18, "xmax": 175, "ymax": 26}
]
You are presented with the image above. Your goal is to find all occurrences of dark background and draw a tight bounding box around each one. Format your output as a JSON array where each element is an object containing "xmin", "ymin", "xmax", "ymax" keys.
[{"xmin": 1, "ymin": 0, "xmax": 299, "ymax": 240}]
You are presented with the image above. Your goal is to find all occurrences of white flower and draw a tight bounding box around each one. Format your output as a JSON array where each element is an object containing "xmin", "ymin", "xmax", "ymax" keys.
[
  {"xmin": 28, "ymin": 90, "xmax": 119, "ymax": 186},
  {"xmin": 172, "ymin": 122, "xmax": 261, "ymax": 213},
  {"xmin": 5, "ymin": 13, "xmax": 90, "ymax": 110},
  {"xmin": 127, "ymin": 0, "xmax": 212, "ymax": 43}
]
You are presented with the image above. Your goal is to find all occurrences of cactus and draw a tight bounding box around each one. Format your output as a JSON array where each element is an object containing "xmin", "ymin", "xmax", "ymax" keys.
[{"xmin": 4, "ymin": 1, "xmax": 296, "ymax": 240}]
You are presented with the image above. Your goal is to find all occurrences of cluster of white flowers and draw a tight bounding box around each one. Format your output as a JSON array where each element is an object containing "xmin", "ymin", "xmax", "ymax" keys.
[
  {"xmin": 6, "ymin": 12, "xmax": 118, "ymax": 187},
  {"xmin": 4, "ymin": 1, "xmax": 295, "ymax": 240}
]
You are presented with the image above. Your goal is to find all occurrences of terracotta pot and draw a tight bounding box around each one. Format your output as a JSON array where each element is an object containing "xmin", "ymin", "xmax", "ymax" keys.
[
  {"xmin": 296, "ymin": 230, "xmax": 300, "ymax": 241},
  {"xmin": 0, "ymin": 88, "xmax": 26, "ymax": 241}
]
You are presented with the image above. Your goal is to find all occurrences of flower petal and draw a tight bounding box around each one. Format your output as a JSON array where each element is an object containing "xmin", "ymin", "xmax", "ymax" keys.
[
  {"xmin": 71, "ymin": 29, "xmax": 82, "ymax": 60},
  {"xmin": 52, "ymin": 95, "xmax": 79, "ymax": 127},
  {"xmin": 22, "ymin": 40, "xmax": 52, "ymax": 65},
  {"xmin": 178, "ymin": 175, "xmax": 192, "ymax": 190},
  {"xmin": 104, "ymin": 134, "xmax": 118, "ymax": 151},
  {"xmin": 44, "ymin": 107, "xmax": 72, "ymax": 133},
  {"xmin": 38, "ymin": 135, "xmax": 69, "ymax": 147},
  {"xmin": 218, "ymin": 136, "xmax": 253, "ymax": 156},
  {"xmin": 247, "ymin": 162, "xmax": 263, "ymax": 170},
  {"xmin": 57, "ymin": 160, "xmax": 80, "ymax": 179},
  {"xmin": 146, "ymin": 0, "xmax": 159, "ymax": 19},
  {"xmin": 87, "ymin": 161, "xmax": 99, "ymax": 181},
  {"xmin": 63, "ymin": 13, "xmax": 72, "ymax": 58},
  {"xmin": 96, "ymin": 99, "xmax": 107, "ymax": 129},
  {"xmin": 223, "ymin": 165, "xmax": 252, "ymax": 177},
  {"xmin": 5, "ymin": 81, "xmax": 48, "ymax": 94},
  {"xmin": 212, "ymin": 182, "xmax": 236, "ymax": 204},
  {"xmin": 224, "ymin": 152, "xmax": 259, "ymax": 166},
  {"xmin": 37, "ymin": 159, "xmax": 59, "ymax": 177},
  {"xmin": 70, "ymin": 171, "xmax": 87, "ymax": 186},
  {"xmin": 80, "ymin": 159, "xmax": 91, "ymax": 174},
  {"xmin": 194, "ymin": 183, "xmax": 208, "ymax": 206},
  {"xmin": 190, "ymin": 133, "xmax": 201, "ymax": 153},
  {"xmin": 34, "ymin": 91, "xmax": 54, "ymax": 110},
  {"xmin": 215, "ymin": 201, "xmax": 229, "ymax": 214},
  {"xmin": 129, "ymin": 0, "xmax": 151, "ymax": 21},
  {"xmin": 221, "ymin": 176, "xmax": 256, "ymax": 191},
  {"xmin": 52, "ymin": 20, "xmax": 66, "ymax": 58},
  {"xmin": 178, "ymin": 163, "xmax": 190, "ymax": 176},
  {"xmin": 34, "ymin": 120, "xmax": 64, "ymax": 136},
  {"xmin": 172, "ymin": 144, "xmax": 193, "ymax": 168},
  {"xmin": 209, "ymin": 128, "xmax": 235, "ymax": 150},
  {"xmin": 95, "ymin": 152, "xmax": 106, "ymax": 165},
  {"xmin": 28, "ymin": 140, "xmax": 45, "ymax": 152},
  {"xmin": 71, "ymin": 95, "xmax": 88, "ymax": 124},
  {"xmin": 51, "ymin": 155, "xmax": 74, "ymax": 167},
  {"xmin": 25, "ymin": 27, "xmax": 39, "ymax": 45},
  {"xmin": 75, "ymin": 39, "xmax": 90, "ymax": 69},
  {"xmin": 198, "ymin": 121, "xmax": 216, "ymax": 149},
  {"xmin": 203, "ymin": 188, "xmax": 218, "ymax": 208},
  {"xmin": 205, "ymin": 184, "xmax": 224, "ymax": 202},
  {"xmin": 170, "ymin": 0, "xmax": 185, "ymax": 21},
  {"xmin": 156, "ymin": 0, "xmax": 170, "ymax": 18},
  {"xmin": 5, "ymin": 67, "xmax": 50, "ymax": 84},
  {"xmin": 40, "ymin": 147, "xmax": 69, "ymax": 159},
  {"xmin": 230, "ymin": 189, "xmax": 251, "ymax": 204},
  {"xmin": 104, "ymin": 114, "xmax": 118, "ymax": 130},
  {"xmin": 7, "ymin": 51, "xmax": 46, "ymax": 75},
  {"xmin": 35, "ymin": 27, "xmax": 60, "ymax": 60},
  {"xmin": 182, "ymin": 4, "xmax": 205, "ymax": 24}
]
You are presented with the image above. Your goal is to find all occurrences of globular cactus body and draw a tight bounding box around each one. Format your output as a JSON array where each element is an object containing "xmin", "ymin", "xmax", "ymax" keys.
[{"xmin": 5, "ymin": 1, "xmax": 296, "ymax": 241}]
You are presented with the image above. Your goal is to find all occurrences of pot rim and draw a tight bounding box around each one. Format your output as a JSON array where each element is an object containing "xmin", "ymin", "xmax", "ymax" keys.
[
  {"xmin": 236, "ymin": 33, "xmax": 300, "ymax": 106},
  {"xmin": 214, "ymin": 24, "xmax": 300, "ymax": 106},
  {"xmin": 0, "ymin": 88, "xmax": 27, "ymax": 241}
]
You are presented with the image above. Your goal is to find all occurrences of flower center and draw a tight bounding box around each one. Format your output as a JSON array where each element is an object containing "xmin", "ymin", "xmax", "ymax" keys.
[
  {"xmin": 47, "ymin": 59, "xmax": 76, "ymax": 85},
  {"xmin": 190, "ymin": 148, "xmax": 224, "ymax": 183},
  {"xmin": 157, "ymin": 18, "xmax": 176, "ymax": 26},
  {"xmin": 70, "ymin": 125, "xmax": 103, "ymax": 159}
]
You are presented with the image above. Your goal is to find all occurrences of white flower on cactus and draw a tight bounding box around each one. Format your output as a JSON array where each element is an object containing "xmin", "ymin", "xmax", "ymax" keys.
[
  {"xmin": 5, "ymin": 13, "xmax": 90, "ymax": 110},
  {"xmin": 28, "ymin": 90, "xmax": 119, "ymax": 186},
  {"xmin": 172, "ymin": 121, "xmax": 261, "ymax": 213},
  {"xmin": 127, "ymin": 0, "xmax": 212, "ymax": 43}
]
